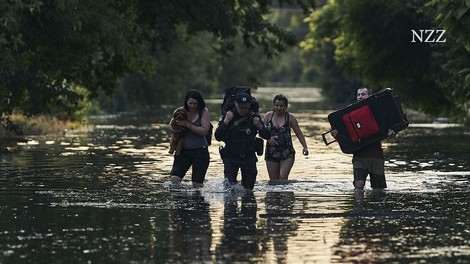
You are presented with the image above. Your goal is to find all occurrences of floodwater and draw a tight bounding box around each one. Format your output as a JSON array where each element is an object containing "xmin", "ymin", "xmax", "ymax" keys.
[{"xmin": 1, "ymin": 87, "xmax": 469, "ymax": 263}]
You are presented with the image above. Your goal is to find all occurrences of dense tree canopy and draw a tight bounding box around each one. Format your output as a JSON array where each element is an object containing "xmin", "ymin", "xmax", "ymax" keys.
[
  {"xmin": 303, "ymin": 0, "xmax": 470, "ymax": 121},
  {"xmin": 0, "ymin": 0, "xmax": 314, "ymax": 127}
]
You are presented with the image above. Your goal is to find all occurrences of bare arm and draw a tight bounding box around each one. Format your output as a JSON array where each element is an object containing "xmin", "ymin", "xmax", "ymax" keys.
[
  {"xmin": 262, "ymin": 111, "xmax": 272, "ymax": 125},
  {"xmin": 290, "ymin": 113, "xmax": 309, "ymax": 155},
  {"xmin": 262, "ymin": 111, "xmax": 278, "ymax": 146},
  {"xmin": 183, "ymin": 108, "xmax": 211, "ymax": 136}
]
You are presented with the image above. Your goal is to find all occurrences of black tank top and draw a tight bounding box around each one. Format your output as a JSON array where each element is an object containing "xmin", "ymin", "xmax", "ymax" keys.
[{"xmin": 267, "ymin": 112, "xmax": 292, "ymax": 147}]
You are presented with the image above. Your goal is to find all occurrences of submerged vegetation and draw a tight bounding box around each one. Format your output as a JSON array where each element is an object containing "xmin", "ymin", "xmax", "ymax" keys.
[{"xmin": 6, "ymin": 114, "xmax": 86, "ymax": 136}]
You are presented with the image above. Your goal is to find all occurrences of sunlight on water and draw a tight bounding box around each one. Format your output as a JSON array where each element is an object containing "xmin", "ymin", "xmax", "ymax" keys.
[{"xmin": 1, "ymin": 87, "xmax": 469, "ymax": 263}]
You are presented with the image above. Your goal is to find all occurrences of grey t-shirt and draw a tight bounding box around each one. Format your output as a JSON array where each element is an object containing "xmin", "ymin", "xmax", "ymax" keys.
[{"xmin": 184, "ymin": 115, "xmax": 208, "ymax": 149}]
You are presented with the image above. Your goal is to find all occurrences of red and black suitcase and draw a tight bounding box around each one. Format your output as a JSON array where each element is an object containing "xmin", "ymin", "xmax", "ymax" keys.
[
  {"xmin": 342, "ymin": 105, "xmax": 380, "ymax": 143},
  {"xmin": 322, "ymin": 88, "xmax": 409, "ymax": 154}
]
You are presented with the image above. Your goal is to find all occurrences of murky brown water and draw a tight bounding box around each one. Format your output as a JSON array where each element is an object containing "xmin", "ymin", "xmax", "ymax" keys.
[{"xmin": 0, "ymin": 88, "xmax": 469, "ymax": 263}]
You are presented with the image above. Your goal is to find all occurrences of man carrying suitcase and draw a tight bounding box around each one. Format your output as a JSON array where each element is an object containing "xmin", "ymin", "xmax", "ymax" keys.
[{"xmin": 331, "ymin": 88, "xmax": 395, "ymax": 190}]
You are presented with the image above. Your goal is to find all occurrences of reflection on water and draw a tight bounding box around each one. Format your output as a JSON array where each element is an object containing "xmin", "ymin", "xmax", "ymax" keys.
[
  {"xmin": 1, "ymin": 88, "xmax": 469, "ymax": 263},
  {"xmin": 165, "ymin": 192, "xmax": 212, "ymax": 262},
  {"xmin": 216, "ymin": 192, "xmax": 261, "ymax": 262}
]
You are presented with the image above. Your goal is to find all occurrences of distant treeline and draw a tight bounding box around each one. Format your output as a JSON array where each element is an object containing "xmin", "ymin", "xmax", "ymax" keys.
[{"xmin": 1, "ymin": 0, "xmax": 469, "ymax": 132}]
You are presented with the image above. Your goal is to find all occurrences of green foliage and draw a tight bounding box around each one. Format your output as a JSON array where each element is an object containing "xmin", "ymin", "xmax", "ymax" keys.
[
  {"xmin": 97, "ymin": 30, "xmax": 276, "ymax": 113},
  {"xmin": 266, "ymin": 8, "xmax": 317, "ymax": 86},
  {"xmin": 428, "ymin": 0, "xmax": 470, "ymax": 121},
  {"xmin": 94, "ymin": 6, "xmax": 317, "ymax": 113},
  {"xmin": 305, "ymin": 42, "xmax": 362, "ymax": 105},
  {"xmin": 1, "ymin": 0, "xmax": 154, "ymax": 128},
  {"xmin": 331, "ymin": 0, "xmax": 449, "ymax": 111},
  {"xmin": 429, "ymin": 0, "xmax": 470, "ymax": 51},
  {"xmin": 99, "ymin": 30, "xmax": 222, "ymax": 112},
  {"xmin": 300, "ymin": 3, "xmax": 363, "ymax": 104},
  {"xmin": 217, "ymin": 37, "xmax": 274, "ymax": 89},
  {"xmin": 303, "ymin": 0, "xmax": 470, "ymax": 121},
  {"xmin": 0, "ymin": 0, "xmax": 315, "ymax": 132}
]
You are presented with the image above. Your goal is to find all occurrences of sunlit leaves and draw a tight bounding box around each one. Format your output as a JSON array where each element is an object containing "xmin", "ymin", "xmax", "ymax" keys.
[
  {"xmin": 303, "ymin": 0, "xmax": 470, "ymax": 121},
  {"xmin": 428, "ymin": 0, "xmax": 470, "ymax": 51},
  {"xmin": 0, "ymin": 0, "xmax": 315, "ymax": 130}
]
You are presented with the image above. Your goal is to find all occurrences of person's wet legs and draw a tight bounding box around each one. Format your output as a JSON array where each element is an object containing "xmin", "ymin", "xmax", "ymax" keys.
[
  {"xmin": 170, "ymin": 175, "xmax": 182, "ymax": 186},
  {"xmin": 353, "ymin": 168, "xmax": 368, "ymax": 190},
  {"xmin": 241, "ymin": 162, "xmax": 257, "ymax": 190},
  {"xmin": 370, "ymin": 173, "xmax": 387, "ymax": 189},
  {"xmin": 279, "ymin": 158, "xmax": 294, "ymax": 180}
]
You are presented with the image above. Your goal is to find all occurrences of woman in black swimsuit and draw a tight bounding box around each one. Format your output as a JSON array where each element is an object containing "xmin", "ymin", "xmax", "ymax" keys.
[{"xmin": 262, "ymin": 94, "xmax": 309, "ymax": 180}]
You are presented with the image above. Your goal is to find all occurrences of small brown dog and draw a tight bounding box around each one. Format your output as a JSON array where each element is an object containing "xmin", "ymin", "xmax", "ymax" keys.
[{"xmin": 169, "ymin": 107, "xmax": 188, "ymax": 155}]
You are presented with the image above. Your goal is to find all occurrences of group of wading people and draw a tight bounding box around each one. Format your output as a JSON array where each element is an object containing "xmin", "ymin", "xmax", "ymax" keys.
[{"xmin": 168, "ymin": 88, "xmax": 395, "ymax": 191}]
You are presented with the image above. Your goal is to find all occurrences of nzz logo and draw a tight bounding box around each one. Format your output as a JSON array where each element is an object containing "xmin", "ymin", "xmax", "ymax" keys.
[{"xmin": 411, "ymin": 29, "xmax": 446, "ymax": 43}]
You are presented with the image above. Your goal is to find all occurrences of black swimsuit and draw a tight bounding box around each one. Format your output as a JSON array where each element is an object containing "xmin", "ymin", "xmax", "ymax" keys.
[{"xmin": 265, "ymin": 112, "xmax": 296, "ymax": 162}]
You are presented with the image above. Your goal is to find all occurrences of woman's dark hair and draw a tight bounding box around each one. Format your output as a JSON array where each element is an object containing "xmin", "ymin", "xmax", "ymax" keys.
[
  {"xmin": 273, "ymin": 94, "xmax": 288, "ymax": 107},
  {"xmin": 183, "ymin": 90, "xmax": 206, "ymax": 114}
]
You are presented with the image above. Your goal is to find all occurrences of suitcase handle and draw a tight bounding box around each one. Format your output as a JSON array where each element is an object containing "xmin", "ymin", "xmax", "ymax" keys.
[{"xmin": 322, "ymin": 129, "xmax": 337, "ymax": 146}]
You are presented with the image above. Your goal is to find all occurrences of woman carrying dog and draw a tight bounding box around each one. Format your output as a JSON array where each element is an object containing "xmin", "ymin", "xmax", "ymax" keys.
[{"xmin": 169, "ymin": 90, "xmax": 211, "ymax": 187}]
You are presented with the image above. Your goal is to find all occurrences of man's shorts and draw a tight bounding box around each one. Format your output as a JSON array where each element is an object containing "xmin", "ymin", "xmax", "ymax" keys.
[{"xmin": 352, "ymin": 158, "xmax": 386, "ymax": 188}]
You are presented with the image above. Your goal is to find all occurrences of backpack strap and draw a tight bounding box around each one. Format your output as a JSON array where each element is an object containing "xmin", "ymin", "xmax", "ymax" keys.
[{"xmin": 229, "ymin": 115, "xmax": 250, "ymax": 130}]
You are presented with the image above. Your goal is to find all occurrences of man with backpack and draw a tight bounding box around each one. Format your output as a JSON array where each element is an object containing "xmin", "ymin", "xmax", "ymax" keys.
[{"xmin": 215, "ymin": 92, "xmax": 271, "ymax": 191}]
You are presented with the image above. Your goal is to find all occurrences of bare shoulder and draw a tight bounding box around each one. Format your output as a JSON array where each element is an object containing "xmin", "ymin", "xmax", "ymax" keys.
[
  {"xmin": 288, "ymin": 112, "xmax": 298, "ymax": 122},
  {"xmin": 263, "ymin": 111, "xmax": 274, "ymax": 119},
  {"xmin": 201, "ymin": 108, "xmax": 211, "ymax": 127},
  {"xmin": 202, "ymin": 107, "xmax": 211, "ymax": 116},
  {"xmin": 263, "ymin": 111, "xmax": 274, "ymax": 122}
]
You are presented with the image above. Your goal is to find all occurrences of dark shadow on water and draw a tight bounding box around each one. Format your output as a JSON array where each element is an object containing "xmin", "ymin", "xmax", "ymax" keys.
[
  {"xmin": 263, "ymin": 191, "xmax": 298, "ymax": 263},
  {"xmin": 261, "ymin": 190, "xmax": 443, "ymax": 219},
  {"xmin": 330, "ymin": 189, "xmax": 470, "ymax": 263},
  {"xmin": 163, "ymin": 191, "xmax": 212, "ymax": 263},
  {"xmin": 215, "ymin": 192, "xmax": 263, "ymax": 263},
  {"xmin": 1, "ymin": 88, "xmax": 470, "ymax": 263}
]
